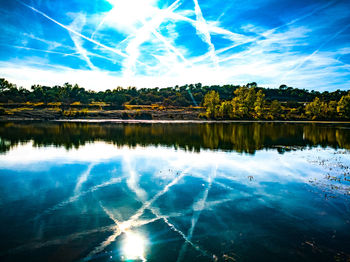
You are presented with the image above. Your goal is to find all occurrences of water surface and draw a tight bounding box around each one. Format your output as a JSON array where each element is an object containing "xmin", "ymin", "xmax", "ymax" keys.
[{"xmin": 0, "ymin": 121, "xmax": 349, "ymax": 262}]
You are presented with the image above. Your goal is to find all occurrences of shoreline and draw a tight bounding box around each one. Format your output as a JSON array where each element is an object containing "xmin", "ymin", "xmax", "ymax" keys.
[{"xmin": 1, "ymin": 118, "xmax": 350, "ymax": 124}]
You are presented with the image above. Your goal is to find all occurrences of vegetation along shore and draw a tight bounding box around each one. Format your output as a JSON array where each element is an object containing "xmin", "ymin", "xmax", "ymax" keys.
[{"xmin": 1, "ymin": 78, "xmax": 349, "ymax": 121}]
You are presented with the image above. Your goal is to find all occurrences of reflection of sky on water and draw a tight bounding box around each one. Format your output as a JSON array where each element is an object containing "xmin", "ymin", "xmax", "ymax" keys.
[
  {"xmin": 0, "ymin": 142, "xmax": 349, "ymax": 261},
  {"xmin": 121, "ymin": 231, "xmax": 146, "ymax": 261}
]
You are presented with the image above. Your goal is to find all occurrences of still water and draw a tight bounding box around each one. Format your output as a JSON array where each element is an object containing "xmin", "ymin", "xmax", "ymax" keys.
[{"xmin": 0, "ymin": 121, "xmax": 349, "ymax": 262}]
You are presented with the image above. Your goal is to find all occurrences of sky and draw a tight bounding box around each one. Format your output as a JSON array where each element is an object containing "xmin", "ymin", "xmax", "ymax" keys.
[{"xmin": 0, "ymin": 0, "xmax": 350, "ymax": 91}]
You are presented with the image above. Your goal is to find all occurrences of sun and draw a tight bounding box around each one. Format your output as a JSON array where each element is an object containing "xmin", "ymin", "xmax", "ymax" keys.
[{"xmin": 105, "ymin": 0, "xmax": 159, "ymax": 32}]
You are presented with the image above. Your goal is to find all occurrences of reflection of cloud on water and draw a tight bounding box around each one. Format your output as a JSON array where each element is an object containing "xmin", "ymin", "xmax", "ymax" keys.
[
  {"xmin": 34, "ymin": 177, "xmax": 123, "ymax": 221},
  {"xmin": 2, "ymin": 142, "xmax": 349, "ymax": 261},
  {"xmin": 124, "ymin": 155, "xmax": 148, "ymax": 202},
  {"xmin": 8, "ymin": 189, "xmax": 241, "ymax": 257},
  {"xmin": 85, "ymin": 162, "xmax": 222, "ymax": 260},
  {"xmin": 74, "ymin": 163, "xmax": 95, "ymax": 194},
  {"xmin": 122, "ymin": 159, "xmax": 212, "ymax": 257},
  {"xmin": 0, "ymin": 141, "xmax": 127, "ymax": 169},
  {"xmin": 86, "ymin": 170, "xmax": 190, "ymax": 259},
  {"xmin": 176, "ymin": 165, "xmax": 216, "ymax": 262},
  {"xmin": 0, "ymin": 141, "xmax": 325, "ymax": 185},
  {"xmin": 5, "ymin": 225, "xmax": 115, "ymax": 255}
]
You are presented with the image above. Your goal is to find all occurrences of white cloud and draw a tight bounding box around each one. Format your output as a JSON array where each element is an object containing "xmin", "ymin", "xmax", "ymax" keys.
[{"xmin": 3, "ymin": 0, "xmax": 349, "ymax": 91}]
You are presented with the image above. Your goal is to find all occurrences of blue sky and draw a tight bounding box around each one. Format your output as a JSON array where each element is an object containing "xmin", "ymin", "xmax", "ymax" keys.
[{"xmin": 0, "ymin": 0, "xmax": 350, "ymax": 91}]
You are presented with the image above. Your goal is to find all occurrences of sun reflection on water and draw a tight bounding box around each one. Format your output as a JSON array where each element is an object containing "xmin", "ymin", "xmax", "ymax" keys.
[{"xmin": 121, "ymin": 231, "xmax": 147, "ymax": 261}]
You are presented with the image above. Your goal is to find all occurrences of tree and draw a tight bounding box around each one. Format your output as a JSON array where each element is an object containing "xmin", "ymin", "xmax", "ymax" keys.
[
  {"xmin": 254, "ymin": 90, "xmax": 265, "ymax": 119},
  {"xmin": 268, "ymin": 100, "xmax": 282, "ymax": 119},
  {"xmin": 279, "ymin": 84, "xmax": 287, "ymax": 90},
  {"xmin": 0, "ymin": 78, "xmax": 15, "ymax": 92},
  {"xmin": 326, "ymin": 100, "xmax": 338, "ymax": 119},
  {"xmin": 218, "ymin": 101, "xmax": 234, "ymax": 119},
  {"xmin": 337, "ymin": 93, "xmax": 350, "ymax": 119},
  {"xmin": 0, "ymin": 76, "xmax": 349, "ymax": 122},
  {"xmin": 305, "ymin": 97, "xmax": 327, "ymax": 120},
  {"xmin": 231, "ymin": 86, "xmax": 259, "ymax": 119},
  {"xmin": 247, "ymin": 82, "xmax": 257, "ymax": 88},
  {"xmin": 203, "ymin": 90, "xmax": 220, "ymax": 118}
]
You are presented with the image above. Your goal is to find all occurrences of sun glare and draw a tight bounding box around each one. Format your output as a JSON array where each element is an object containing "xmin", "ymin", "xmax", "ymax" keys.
[
  {"xmin": 106, "ymin": 0, "xmax": 158, "ymax": 31},
  {"xmin": 122, "ymin": 231, "xmax": 147, "ymax": 261}
]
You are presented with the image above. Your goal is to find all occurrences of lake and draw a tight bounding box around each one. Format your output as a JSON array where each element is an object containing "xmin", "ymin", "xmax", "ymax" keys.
[{"xmin": 0, "ymin": 121, "xmax": 349, "ymax": 262}]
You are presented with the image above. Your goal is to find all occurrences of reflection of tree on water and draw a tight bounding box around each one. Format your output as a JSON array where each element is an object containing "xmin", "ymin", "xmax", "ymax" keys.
[{"xmin": 0, "ymin": 122, "xmax": 349, "ymax": 154}]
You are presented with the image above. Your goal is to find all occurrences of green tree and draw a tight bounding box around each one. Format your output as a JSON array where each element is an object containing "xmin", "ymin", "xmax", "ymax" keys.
[
  {"xmin": 337, "ymin": 93, "xmax": 350, "ymax": 119},
  {"xmin": 231, "ymin": 86, "xmax": 258, "ymax": 119},
  {"xmin": 305, "ymin": 97, "xmax": 327, "ymax": 120},
  {"xmin": 254, "ymin": 90, "xmax": 265, "ymax": 119},
  {"xmin": 326, "ymin": 100, "xmax": 338, "ymax": 119},
  {"xmin": 268, "ymin": 100, "xmax": 282, "ymax": 119},
  {"xmin": 218, "ymin": 100, "xmax": 234, "ymax": 119},
  {"xmin": 0, "ymin": 78, "xmax": 15, "ymax": 92},
  {"xmin": 203, "ymin": 90, "xmax": 220, "ymax": 118}
]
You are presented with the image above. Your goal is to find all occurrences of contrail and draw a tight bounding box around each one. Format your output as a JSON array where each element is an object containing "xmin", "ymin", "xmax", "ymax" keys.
[
  {"xmin": 167, "ymin": 11, "xmax": 252, "ymax": 65},
  {"xmin": 23, "ymin": 32, "xmax": 74, "ymax": 51},
  {"xmin": 62, "ymin": 51, "xmax": 118, "ymax": 63},
  {"xmin": 272, "ymin": 1, "xmax": 336, "ymax": 33},
  {"xmin": 7, "ymin": 40, "xmax": 118, "ymax": 63},
  {"xmin": 192, "ymin": 0, "xmax": 219, "ymax": 67},
  {"xmin": 151, "ymin": 27, "xmax": 189, "ymax": 64},
  {"xmin": 167, "ymin": 6, "xmax": 250, "ymax": 56},
  {"xmin": 216, "ymin": 2, "xmax": 338, "ymax": 64},
  {"xmin": 122, "ymin": 0, "xmax": 189, "ymax": 76},
  {"xmin": 0, "ymin": 44, "xmax": 80, "ymax": 57},
  {"xmin": 193, "ymin": 1, "xmax": 337, "ymax": 65},
  {"xmin": 167, "ymin": 6, "xmax": 245, "ymax": 46},
  {"xmin": 18, "ymin": 0, "xmax": 129, "ymax": 59},
  {"xmin": 69, "ymin": 15, "xmax": 98, "ymax": 71},
  {"xmin": 282, "ymin": 23, "xmax": 350, "ymax": 80},
  {"xmin": 91, "ymin": 13, "xmax": 110, "ymax": 40},
  {"xmin": 150, "ymin": 0, "xmax": 190, "ymax": 65}
]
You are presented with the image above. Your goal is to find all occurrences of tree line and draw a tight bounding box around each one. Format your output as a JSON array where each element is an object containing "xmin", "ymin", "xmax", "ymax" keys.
[
  {"xmin": 1, "ymin": 78, "xmax": 348, "ymax": 105},
  {"xmin": 203, "ymin": 86, "xmax": 350, "ymax": 120},
  {"xmin": 0, "ymin": 78, "xmax": 349, "ymax": 120}
]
